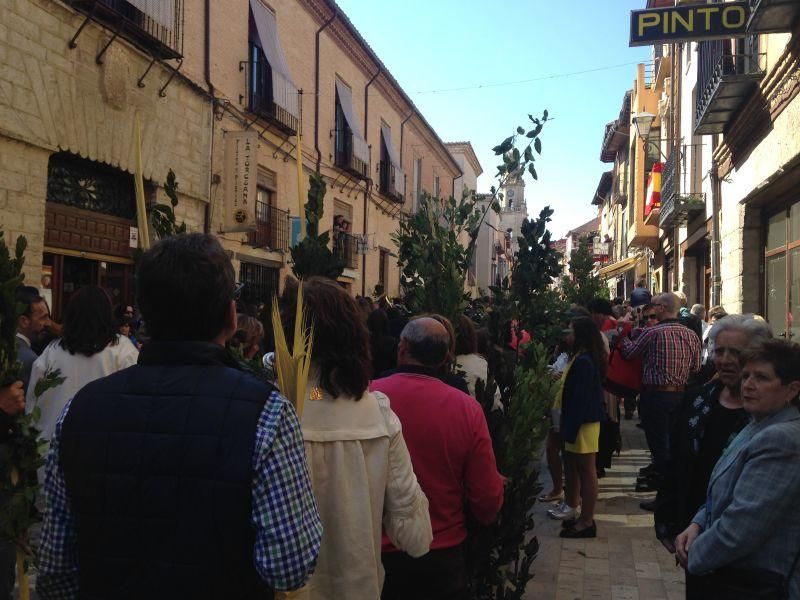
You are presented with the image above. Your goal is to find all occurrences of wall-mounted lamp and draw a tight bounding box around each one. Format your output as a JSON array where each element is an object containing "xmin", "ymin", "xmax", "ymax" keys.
[{"xmin": 631, "ymin": 111, "xmax": 667, "ymax": 160}]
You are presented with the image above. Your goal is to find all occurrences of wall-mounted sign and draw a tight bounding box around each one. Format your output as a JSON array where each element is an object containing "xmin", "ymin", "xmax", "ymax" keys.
[
  {"xmin": 223, "ymin": 130, "xmax": 258, "ymax": 232},
  {"xmin": 630, "ymin": 2, "xmax": 749, "ymax": 47}
]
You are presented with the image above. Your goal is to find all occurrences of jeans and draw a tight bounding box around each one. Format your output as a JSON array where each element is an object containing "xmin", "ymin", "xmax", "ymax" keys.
[
  {"xmin": 381, "ymin": 543, "xmax": 467, "ymax": 600},
  {"xmin": 0, "ymin": 538, "xmax": 14, "ymax": 600},
  {"xmin": 639, "ymin": 390, "xmax": 684, "ymax": 470}
]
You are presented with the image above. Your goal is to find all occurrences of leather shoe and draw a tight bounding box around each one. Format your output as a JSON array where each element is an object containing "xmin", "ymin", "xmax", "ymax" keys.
[
  {"xmin": 639, "ymin": 464, "xmax": 656, "ymax": 476},
  {"xmin": 560, "ymin": 521, "xmax": 597, "ymax": 539},
  {"xmin": 640, "ymin": 500, "xmax": 657, "ymax": 512},
  {"xmin": 561, "ymin": 518, "xmax": 577, "ymax": 529}
]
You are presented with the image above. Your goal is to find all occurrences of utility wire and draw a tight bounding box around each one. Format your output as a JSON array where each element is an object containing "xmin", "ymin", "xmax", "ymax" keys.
[{"xmin": 413, "ymin": 61, "xmax": 645, "ymax": 95}]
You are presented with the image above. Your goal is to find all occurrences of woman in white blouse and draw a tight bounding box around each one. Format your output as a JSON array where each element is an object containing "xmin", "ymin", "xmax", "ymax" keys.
[
  {"xmin": 280, "ymin": 278, "xmax": 432, "ymax": 600},
  {"xmin": 27, "ymin": 285, "xmax": 139, "ymax": 442}
]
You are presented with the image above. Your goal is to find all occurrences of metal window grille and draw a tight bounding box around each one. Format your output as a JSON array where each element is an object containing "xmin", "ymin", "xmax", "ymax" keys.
[
  {"xmin": 239, "ymin": 262, "xmax": 280, "ymax": 306},
  {"xmin": 247, "ymin": 196, "xmax": 289, "ymax": 252}
]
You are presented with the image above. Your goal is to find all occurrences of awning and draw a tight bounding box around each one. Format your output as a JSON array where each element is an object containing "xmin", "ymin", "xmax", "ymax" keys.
[
  {"xmin": 335, "ymin": 79, "xmax": 370, "ymax": 165},
  {"xmin": 250, "ymin": 0, "xmax": 299, "ymax": 119},
  {"xmin": 598, "ymin": 256, "xmax": 640, "ymax": 279},
  {"xmin": 128, "ymin": 0, "xmax": 175, "ymax": 30},
  {"xmin": 380, "ymin": 123, "xmax": 405, "ymax": 194}
]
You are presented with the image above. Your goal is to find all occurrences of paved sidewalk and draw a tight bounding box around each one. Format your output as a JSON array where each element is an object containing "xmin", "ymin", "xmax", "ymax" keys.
[{"xmin": 525, "ymin": 418, "xmax": 685, "ymax": 600}]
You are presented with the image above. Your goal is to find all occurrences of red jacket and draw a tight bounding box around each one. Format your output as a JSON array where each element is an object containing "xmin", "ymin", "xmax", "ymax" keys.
[{"xmin": 371, "ymin": 367, "xmax": 504, "ymax": 551}]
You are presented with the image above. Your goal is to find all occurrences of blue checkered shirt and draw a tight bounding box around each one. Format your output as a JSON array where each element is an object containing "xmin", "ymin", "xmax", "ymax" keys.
[{"xmin": 37, "ymin": 391, "xmax": 322, "ymax": 599}]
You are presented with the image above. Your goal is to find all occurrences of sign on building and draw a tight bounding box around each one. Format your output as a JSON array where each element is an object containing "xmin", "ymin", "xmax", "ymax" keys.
[
  {"xmin": 630, "ymin": 2, "xmax": 749, "ymax": 47},
  {"xmin": 223, "ymin": 130, "xmax": 258, "ymax": 232}
]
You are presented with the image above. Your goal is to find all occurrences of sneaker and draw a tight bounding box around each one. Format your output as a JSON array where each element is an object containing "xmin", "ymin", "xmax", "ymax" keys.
[{"xmin": 548, "ymin": 502, "xmax": 578, "ymax": 520}]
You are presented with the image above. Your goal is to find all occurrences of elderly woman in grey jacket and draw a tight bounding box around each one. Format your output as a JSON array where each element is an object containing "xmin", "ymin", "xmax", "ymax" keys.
[{"xmin": 675, "ymin": 339, "xmax": 800, "ymax": 599}]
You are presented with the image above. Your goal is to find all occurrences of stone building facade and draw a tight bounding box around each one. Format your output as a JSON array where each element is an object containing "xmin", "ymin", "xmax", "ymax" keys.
[{"xmin": 0, "ymin": 0, "xmax": 461, "ymax": 317}]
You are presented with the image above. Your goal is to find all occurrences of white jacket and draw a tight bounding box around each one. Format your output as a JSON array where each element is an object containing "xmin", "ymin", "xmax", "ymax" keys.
[
  {"xmin": 299, "ymin": 387, "xmax": 432, "ymax": 600},
  {"xmin": 26, "ymin": 335, "xmax": 139, "ymax": 442}
]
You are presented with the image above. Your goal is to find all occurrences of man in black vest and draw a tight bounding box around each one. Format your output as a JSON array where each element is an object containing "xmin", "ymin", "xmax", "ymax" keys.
[{"xmin": 37, "ymin": 234, "xmax": 322, "ymax": 600}]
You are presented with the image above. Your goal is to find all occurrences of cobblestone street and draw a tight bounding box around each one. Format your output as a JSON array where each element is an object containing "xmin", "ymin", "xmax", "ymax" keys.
[{"xmin": 526, "ymin": 418, "xmax": 686, "ymax": 600}]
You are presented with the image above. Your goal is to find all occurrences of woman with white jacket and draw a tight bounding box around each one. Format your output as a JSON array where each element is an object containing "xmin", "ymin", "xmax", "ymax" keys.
[
  {"xmin": 279, "ymin": 278, "xmax": 432, "ymax": 600},
  {"xmin": 27, "ymin": 285, "xmax": 139, "ymax": 442}
]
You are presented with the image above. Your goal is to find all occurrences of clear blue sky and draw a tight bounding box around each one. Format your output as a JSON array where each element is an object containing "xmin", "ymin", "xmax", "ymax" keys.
[{"xmin": 335, "ymin": 0, "xmax": 651, "ymax": 238}]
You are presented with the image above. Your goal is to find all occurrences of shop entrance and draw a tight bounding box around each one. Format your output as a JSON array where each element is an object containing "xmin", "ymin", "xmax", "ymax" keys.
[{"xmin": 43, "ymin": 253, "xmax": 133, "ymax": 321}]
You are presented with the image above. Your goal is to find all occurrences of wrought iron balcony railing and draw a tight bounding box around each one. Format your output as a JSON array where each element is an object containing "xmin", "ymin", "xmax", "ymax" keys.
[
  {"xmin": 241, "ymin": 57, "xmax": 299, "ymax": 135},
  {"xmin": 379, "ymin": 161, "xmax": 404, "ymax": 202},
  {"xmin": 695, "ymin": 39, "xmax": 766, "ymax": 135},
  {"xmin": 71, "ymin": 0, "xmax": 183, "ymax": 59},
  {"xmin": 333, "ymin": 231, "xmax": 359, "ymax": 269},
  {"xmin": 659, "ymin": 146, "xmax": 706, "ymax": 231},
  {"xmin": 247, "ymin": 201, "xmax": 289, "ymax": 252},
  {"xmin": 334, "ymin": 130, "xmax": 370, "ymax": 180},
  {"xmin": 748, "ymin": 0, "xmax": 800, "ymax": 34}
]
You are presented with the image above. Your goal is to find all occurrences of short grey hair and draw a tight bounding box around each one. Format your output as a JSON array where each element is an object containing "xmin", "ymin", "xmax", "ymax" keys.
[
  {"xmin": 690, "ymin": 304, "xmax": 706, "ymax": 319},
  {"xmin": 400, "ymin": 317, "xmax": 449, "ymax": 367},
  {"xmin": 657, "ymin": 292, "xmax": 680, "ymax": 314},
  {"xmin": 708, "ymin": 314, "xmax": 773, "ymax": 347}
]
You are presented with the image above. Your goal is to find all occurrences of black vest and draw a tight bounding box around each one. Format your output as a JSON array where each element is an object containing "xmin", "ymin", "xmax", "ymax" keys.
[{"xmin": 59, "ymin": 342, "xmax": 275, "ymax": 600}]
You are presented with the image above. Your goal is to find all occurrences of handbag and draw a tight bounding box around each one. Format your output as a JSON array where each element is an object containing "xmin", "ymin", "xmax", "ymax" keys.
[{"xmin": 604, "ymin": 345, "xmax": 643, "ymax": 396}]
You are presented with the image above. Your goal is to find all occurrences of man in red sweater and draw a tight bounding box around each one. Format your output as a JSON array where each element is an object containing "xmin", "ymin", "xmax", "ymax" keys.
[{"xmin": 372, "ymin": 317, "xmax": 504, "ymax": 600}]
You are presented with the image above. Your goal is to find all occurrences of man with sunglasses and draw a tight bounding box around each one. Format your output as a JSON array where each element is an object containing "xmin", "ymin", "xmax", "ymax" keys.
[
  {"xmin": 37, "ymin": 234, "xmax": 322, "ymax": 600},
  {"xmin": 619, "ymin": 293, "xmax": 701, "ymax": 494}
]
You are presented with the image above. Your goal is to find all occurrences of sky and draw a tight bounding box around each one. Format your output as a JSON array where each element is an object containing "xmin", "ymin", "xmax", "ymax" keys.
[{"xmin": 334, "ymin": 0, "xmax": 651, "ymax": 238}]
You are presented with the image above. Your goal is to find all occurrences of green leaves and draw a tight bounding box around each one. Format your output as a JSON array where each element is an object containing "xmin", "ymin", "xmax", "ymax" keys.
[
  {"xmin": 562, "ymin": 237, "xmax": 609, "ymax": 307},
  {"xmin": 151, "ymin": 169, "xmax": 187, "ymax": 240},
  {"xmin": 534, "ymin": 138, "xmax": 542, "ymax": 155},
  {"xmin": 291, "ymin": 172, "xmax": 345, "ymax": 281},
  {"xmin": 33, "ymin": 368, "xmax": 66, "ymax": 400}
]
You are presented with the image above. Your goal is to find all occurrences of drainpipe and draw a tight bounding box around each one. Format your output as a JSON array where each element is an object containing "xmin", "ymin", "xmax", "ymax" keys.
[
  {"xmin": 362, "ymin": 65, "xmax": 381, "ymax": 296},
  {"xmin": 314, "ymin": 9, "xmax": 337, "ymax": 172},
  {"xmin": 203, "ymin": 0, "xmax": 215, "ymax": 233},
  {"xmin": 710, "ymin": 143, "xmax": 722, "ymax": 306}
]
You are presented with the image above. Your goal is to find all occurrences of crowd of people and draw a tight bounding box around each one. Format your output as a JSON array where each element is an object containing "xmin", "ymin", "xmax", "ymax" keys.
[{"xmin": 2, "ymin": 237, "xmax": 800, "ymax": 599}]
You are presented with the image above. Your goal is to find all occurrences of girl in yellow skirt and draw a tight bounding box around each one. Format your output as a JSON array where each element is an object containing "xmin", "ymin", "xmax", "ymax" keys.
[{"xmin": 558, "ymin": 316, "xmax": 608, "ymax": 539}]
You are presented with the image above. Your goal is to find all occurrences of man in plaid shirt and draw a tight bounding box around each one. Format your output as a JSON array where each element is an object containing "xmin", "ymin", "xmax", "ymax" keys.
[
  {"xmin": 620, "ymin": 292, "xmax": 701, "ymax": 489},
  {"xmin": 37, "ymin": 234, "xmax": 322, "ymax": 600}
]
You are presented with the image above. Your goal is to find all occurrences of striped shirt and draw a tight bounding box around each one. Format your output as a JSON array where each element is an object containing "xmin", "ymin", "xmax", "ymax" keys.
[{"xmin": 619, "ymin": 319, "xmax": 701, "ymax": 386}]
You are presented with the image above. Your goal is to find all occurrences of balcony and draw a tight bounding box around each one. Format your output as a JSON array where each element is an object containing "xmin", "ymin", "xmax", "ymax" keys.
[
  {"xmin": 242, "ymin": 54, "xmax": 298, "ymax": 135},
  {"xmin": 659, "ymin": 149, "xmax": 705, "ymax": 231},
  {"xmin": 333, "ymin": 231, "xmax": 359, "ymax": 270},
  {"xmin": 70, "ymin": 0, "xmax": 183, "ymax": 59},
  {"xmin": 334, "ymin": 130, "xmax": 370, "ymax": 181},
  {"xmin": 247, "ymin": 201, "xmax": 289, "ymax": 252},
  {"xmin": 379, "ymin": 161, "xmax": 404, "ymax": 203},
  {"xmin": 695, "ymin": 39, "xmax": 766, "ymax": 135},
  {"xmin": 748, "ymin": 0, "xmax": 800, "ymax": 34}
]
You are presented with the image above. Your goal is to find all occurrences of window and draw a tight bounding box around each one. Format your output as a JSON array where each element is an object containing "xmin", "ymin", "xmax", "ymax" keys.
[
  {"xmin": 764, "ymin": 201, "xmax": 800, "ymax": 340},
  {"xmin": 247, "ymin": 187, "xmax": 289, "ymax": 252},
  {"xmin": 334, "ymin": 78, "xmax": 370, "ymax": 178},
  {"xmin": 247, "ymin": 0, "xmax": 299, "ymax": 132},
  {"xmin": 239, "ymin": 261, "xmax": 280, "ymax": 306},
  {"xmin": 70, "ymin": 0, "xmax": 183, "ymax": 59},
  {"xmin": 379, "ymin": 248, "xmax": 390, "ymax": 289},
  {"xmin": 379, "ymin": 122, "xmax": 404, "ymax": 201},
  {"xmin": 433, "ymin": 176, "xmax": 441, "ymax": 199},
  {"xmin": 412, "ymin": 158, "xmax": 422, "ymax": 210}
]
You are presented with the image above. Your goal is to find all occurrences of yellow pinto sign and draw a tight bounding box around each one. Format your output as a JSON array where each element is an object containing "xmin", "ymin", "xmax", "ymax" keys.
[{"xmin": 630, "ymin": 2, "xmax": 749, "ymax": 47}]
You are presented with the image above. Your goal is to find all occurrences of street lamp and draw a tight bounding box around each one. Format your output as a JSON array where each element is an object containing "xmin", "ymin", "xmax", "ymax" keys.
[{"xmin": 632, "ymin": 111, "xmax": 667, "ymax": 160}]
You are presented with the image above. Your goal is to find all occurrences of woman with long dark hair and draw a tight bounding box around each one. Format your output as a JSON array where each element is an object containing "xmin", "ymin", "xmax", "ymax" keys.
[
  {"xmin": 279, "ymin": 277, "xmax": 431, "ymax": 600},
  {"xmin": 27, "ymin": 285, "xmax": 139, "ymax": 442},
  {"xmin": 554, "ymin": 316, "xmax": 607, "ymax": 538}
]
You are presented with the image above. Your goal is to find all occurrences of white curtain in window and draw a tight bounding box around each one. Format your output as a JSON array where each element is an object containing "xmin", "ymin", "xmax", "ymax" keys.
[
  {"xmin": 335, "ymin": 78, "xmax": 370, "ymax": 165},
  {"xmin": 250, "ymin": 0, "xmax": 300, "ymax": 119},
  {"xmin": 380, "ymin": 122, "xmax": 405, "ymax": 195},
  {"xmin": 127, "ymin": 0, "xmax": 175, "ymax": 31}
]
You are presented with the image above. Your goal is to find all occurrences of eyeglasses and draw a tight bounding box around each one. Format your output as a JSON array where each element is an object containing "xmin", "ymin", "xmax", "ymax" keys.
[{"xmin": 233, "ymin": 282, "xmax": 245, "ymax": 301}]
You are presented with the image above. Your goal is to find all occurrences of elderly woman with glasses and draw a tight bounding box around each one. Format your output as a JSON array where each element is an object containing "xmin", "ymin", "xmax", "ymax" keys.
[
  {"xmin": 675, "ymin": 339, "xmax": 800, "ymax": 599},
  {"xmin": 653, "ymin": 315, "xmax": 772, "ymax": 598}
]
